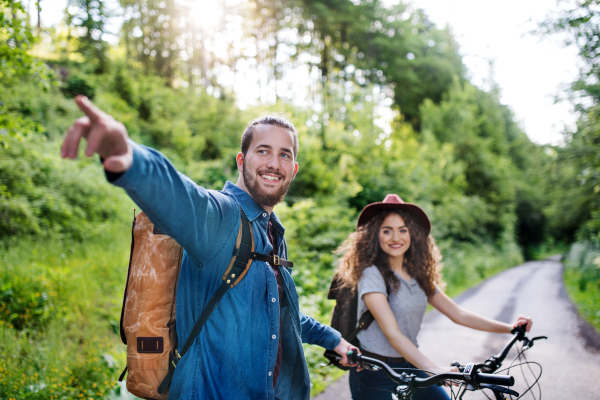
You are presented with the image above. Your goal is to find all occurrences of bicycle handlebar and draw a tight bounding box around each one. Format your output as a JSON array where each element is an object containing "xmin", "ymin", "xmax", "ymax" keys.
[
  {"xmin": 325, "ymin": 326, "xmax": 545, "ymax": 398},
  {"xmin": 325, "ymin": 350, "xmax": 515, "ymax": 389}
]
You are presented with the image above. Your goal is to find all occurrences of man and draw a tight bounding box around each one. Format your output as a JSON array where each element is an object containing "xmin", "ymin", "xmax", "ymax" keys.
[{"xmin": 61, "ymin": 96, "xmax": 354, "ymax": 400}]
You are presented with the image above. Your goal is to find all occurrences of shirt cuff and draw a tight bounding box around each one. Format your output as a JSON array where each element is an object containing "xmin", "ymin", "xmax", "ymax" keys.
[
  {"xmin": 321, "ymin": 326, "xmax": 342, "ymax": 351},
  {"xmin": 104, "ymin": 139, "xmax": 144, "ymax": 188},
  {"xmin": 103, "ymin": 166, "xmax": 124, "ymax": 182}
]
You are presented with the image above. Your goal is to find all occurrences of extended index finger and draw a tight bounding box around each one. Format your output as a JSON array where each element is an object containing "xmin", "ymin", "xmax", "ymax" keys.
[{"xmin": 75, "ymin": 95, "xmax": 105, "ymax": 123}]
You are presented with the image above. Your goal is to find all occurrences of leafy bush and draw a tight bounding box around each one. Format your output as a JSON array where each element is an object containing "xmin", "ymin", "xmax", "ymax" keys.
[
  {"xmin": 0, "ymin": 136, "xmax": 129, "ymax": 241},
  {"xmin": 440, "ymin": 238, "xmax": 523, "ymax": 297},
  {"xmin": 62, "ymin": 74, "xmax": 96, "ymax": 99}
]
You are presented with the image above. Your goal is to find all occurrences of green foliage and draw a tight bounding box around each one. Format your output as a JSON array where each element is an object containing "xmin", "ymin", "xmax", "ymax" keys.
[
  {"xmin": 120, "ymin": 0, "xmax": 181, "ymax": 82},
  {"xmin": 0, "ymin": 136, "xmax": 129, "ymax": 240},
  {"xmin": 0, "ymin": 0, "xmax": 37, "ymax": 81},
  {"xmin": 539, "ymin": 1, "xmax": 600, "ymax": 246},
  {"xmin": 0, "ymin": 223, "xmax": 132, "ymax": 399},
  {"xmin": 0, "ymin": 274, "xmax": 55, "ymax": 331},
  {"xmin": 440, "ymin": 239, "xmax": 523, "ymax": 298},
  {"xmin": 563, "ymin": 242, "xmax": 600, "ymax": 332},
  {"xmin": 69, "ymin": 0, "xmax": 111, "ymax": 73},
  {"xmin": 0, "ymin": 0, "xmax": 53, "ymax": 145},
  {"xmin": 62, "ymin": 74, "xmax": 96, "ymax": 99},
  {"xmin": 112, "ymin": 65, "xmax": 135, "ymax": 106},
  {"xmin": 276, "ymin": 200, "xmax": 356, "ymax": 294},
  {"xmin": 297, "ymin": 0, "xmax": 464, "ymax": 125},
  {"xmin": 419, "ymin": 78, "xmax": 550, "ymax": 256}
]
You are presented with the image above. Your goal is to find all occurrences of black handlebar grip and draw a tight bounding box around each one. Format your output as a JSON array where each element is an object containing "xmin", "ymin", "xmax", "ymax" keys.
[
  {"xmin": 347, "ymin": 348, "xmax": 360, "ymax": 364},
  {"xmin": 511, "ymin": 325, "xmax": 526, "ymax": 335},
  {"xmin": 477, "ymin": 373, "xmax": 514, "ymax": 386}
]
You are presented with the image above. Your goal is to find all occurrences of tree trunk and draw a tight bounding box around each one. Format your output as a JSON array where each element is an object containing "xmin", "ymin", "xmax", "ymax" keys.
[{"xmin": 37, "ymin": 0, "xmax": 41, "ymax": 34}]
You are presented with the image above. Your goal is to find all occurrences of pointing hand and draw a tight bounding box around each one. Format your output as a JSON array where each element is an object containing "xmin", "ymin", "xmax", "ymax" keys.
[{"xmin": 61, "ymin": 95, "xmax": 133, "ymax": 172}]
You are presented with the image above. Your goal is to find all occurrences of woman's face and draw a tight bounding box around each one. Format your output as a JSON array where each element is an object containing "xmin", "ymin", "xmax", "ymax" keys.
[{"xmin": 378, "ymin": 213, "xmax": 411, "ymax": 260}]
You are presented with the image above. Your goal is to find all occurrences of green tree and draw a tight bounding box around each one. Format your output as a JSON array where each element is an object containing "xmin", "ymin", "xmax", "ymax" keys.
[
  {"xmin": 296, "ymin": 0, "xmax": 464, "ymax": 126},
  {"xmin": 68, "ymin": 0, "xmax": 111, "ymax": 73},
  {"xmin": 540, "ymin": 0, "xmax": 600, "ymax": 243},
  {"xmin": 120, "ymin": 0, "xmax": 181, "ymax": 84},
  {"xmin": 0, "ymin": 0, "xmax": 51, "ymax": 145}
]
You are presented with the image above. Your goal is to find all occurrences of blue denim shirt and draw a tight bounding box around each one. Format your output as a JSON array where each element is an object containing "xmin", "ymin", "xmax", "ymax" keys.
[{"xmin": 111, "ymin": 141, "xmax": 341, "ymax": 400}]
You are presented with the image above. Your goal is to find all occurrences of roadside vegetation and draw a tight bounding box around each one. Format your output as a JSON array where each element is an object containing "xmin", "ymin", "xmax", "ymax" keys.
[
  {"xmin": 562, "ymin": 243, "xmax": 600, "ymax": 333},
  {"xmin": 539, "ymin": 2, "xmax": 600, "ymax": 333},
  {"xmin": 1, "ymin": 0, "xmax": 598, "ymax": 398}
]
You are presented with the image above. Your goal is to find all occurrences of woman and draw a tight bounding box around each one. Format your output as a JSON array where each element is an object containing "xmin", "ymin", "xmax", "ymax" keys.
[{"xmin": 335, "ymin": 194, "xmax": 532, "ymax": 400}]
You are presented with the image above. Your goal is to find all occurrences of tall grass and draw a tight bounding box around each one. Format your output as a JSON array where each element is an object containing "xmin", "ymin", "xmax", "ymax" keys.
[
  {"xmin": 562, "ymin": 242, "xmax": 600, "ymax": 332},
  {"xmin": 0, "ymin": 219, "xmax": 133, "ymax": 400}
]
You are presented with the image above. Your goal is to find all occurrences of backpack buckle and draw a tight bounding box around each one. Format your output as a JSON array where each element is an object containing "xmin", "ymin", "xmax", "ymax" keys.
[{"xmin": 273, "ymin": 255, "xmax": 280, "ymax": 265}]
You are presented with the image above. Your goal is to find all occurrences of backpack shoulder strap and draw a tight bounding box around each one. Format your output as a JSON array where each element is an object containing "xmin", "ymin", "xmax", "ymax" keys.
[
  {"xmin": 346, "ymin": 275, "xmax": 391, "ymax": 343},
  {"xmin": 178, "ymin": 209, "xmax": 254, "ymax": 356}
]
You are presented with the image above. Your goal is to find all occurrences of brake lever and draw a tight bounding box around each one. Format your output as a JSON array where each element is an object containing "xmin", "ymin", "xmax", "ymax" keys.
[
  {"xmin": 523, "ymin": 335, "xmax": 548, "ymax": 350},
  {"xmin": 479, "ymin": 383, "xmax": 519, "ymax": 397}
]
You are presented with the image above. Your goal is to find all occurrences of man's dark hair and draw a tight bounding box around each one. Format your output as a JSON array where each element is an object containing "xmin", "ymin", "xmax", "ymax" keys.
[{"xmin": 241, "ymin": 115, "xmax": 298, "ymax": 159}]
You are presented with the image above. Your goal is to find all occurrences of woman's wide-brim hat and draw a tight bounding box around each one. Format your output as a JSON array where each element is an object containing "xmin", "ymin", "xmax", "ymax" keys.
[{"xmin": 357, "ymin": 194, "xmax": 431, "ymax": 235}]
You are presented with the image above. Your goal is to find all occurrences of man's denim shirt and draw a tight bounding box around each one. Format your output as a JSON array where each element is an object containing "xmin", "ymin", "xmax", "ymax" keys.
[{"xmin": 111, "ymin": 141, "xmax": 342, "ymax": 400}]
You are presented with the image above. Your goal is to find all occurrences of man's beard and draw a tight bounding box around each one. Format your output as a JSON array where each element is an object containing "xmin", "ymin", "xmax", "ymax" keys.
[{"xmin": 243, "ymin": 162, "xmax": 292, "ymax": 208}]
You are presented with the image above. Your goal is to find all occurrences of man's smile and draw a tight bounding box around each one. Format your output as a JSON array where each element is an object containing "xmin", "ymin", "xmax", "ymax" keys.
[{"xmin": 260, "ymin": 173, "xmax": 283, "ymax": 182}]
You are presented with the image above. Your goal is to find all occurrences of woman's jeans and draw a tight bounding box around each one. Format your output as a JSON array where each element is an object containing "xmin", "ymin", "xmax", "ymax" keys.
[{"xmin": 349, "ymin": 361, "xmax": 451, "ymax": 400}]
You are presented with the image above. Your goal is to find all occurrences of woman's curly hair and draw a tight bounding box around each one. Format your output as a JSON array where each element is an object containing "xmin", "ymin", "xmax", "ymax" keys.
[{"xmin": 335, "ymin": 209, "xmax": 445, "ymax": 296}]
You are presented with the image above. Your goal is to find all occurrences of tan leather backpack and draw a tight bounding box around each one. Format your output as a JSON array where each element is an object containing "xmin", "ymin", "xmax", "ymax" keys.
[
  {"xmin": 118, "ymin": 211, "xmax": 183, "ymax": 399},
  {"xmin": 117, "ymin": 208, "xmax": 292, "ymax": 399}
]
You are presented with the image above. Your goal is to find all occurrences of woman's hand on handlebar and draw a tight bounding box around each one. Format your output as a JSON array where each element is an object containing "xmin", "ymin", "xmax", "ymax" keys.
[{"xmin": 512, "ymin": 314, "xmax": 533, "ymax": 332}]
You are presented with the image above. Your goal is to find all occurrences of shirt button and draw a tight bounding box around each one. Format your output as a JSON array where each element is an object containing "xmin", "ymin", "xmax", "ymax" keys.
[
  {"xmin": 272, "ymin": 335, "xmax": 276, "ymax": 340},
  {"xmin": 271, "ymin": 298, "xmax": 276, "ymax": 303},
  {"xmin": 262, "ymin": 212, "xmax": 267, "ymax": 218},
  {"xmin": 268, "ymin": 371, "xmax": 272, "ymax": 376}
]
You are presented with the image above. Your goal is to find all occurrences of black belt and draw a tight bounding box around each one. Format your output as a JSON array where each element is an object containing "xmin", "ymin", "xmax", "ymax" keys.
[
  {"xmin": 252, "ymin": 253, "xmax": 293, "ymax": 269},
  {"xmin": 361, "ymin": 348, "xmax": 407, "ymax": 364}
]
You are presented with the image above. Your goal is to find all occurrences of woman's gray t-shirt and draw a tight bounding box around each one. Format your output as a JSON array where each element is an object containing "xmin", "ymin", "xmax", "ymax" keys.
[{"xmin": 356, "ymin": 265, "xmax": 433, "ymax": 357}]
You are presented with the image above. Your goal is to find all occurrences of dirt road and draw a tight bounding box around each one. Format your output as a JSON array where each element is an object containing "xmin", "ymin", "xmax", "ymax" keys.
[{"xmin": 314, "ymin": 257, "xmax": 600, "ymax": 399}]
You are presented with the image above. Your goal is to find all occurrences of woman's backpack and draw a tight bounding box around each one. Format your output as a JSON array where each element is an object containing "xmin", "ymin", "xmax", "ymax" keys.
[{"xmin": 323, "ymin": 274, "xmax": 378, "ymax": 371}]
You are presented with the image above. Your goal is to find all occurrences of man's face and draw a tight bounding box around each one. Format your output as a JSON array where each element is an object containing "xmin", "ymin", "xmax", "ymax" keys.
[{"xmin": 237, "ymin": 124, "xmax": 298, "ymax": 209}]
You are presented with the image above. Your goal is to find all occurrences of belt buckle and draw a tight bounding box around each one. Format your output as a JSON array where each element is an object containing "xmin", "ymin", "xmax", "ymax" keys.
[{"xmin": 273, "ymin": 255, "xmax": 280, "ymax": 266}]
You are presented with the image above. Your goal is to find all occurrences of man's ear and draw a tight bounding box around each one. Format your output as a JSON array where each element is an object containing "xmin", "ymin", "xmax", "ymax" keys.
[
  {"xmin": 236, "ymin": 152, "xmax": 244, "ymax": 172},
  {"xmin": 292, "ymin": 162, "xmax": 298, "ymax": 179}
]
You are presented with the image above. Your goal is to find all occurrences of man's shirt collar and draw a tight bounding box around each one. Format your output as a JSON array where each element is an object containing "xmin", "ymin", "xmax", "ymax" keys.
[{"xmin": 222, "ymin": 181, "xmax": 285, "ymax": 235}]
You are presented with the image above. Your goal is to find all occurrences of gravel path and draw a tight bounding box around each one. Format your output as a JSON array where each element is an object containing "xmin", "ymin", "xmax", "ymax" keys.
[{"xmin": 313, "ymin": 257, "xmax": 600, "ymax": 399}]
